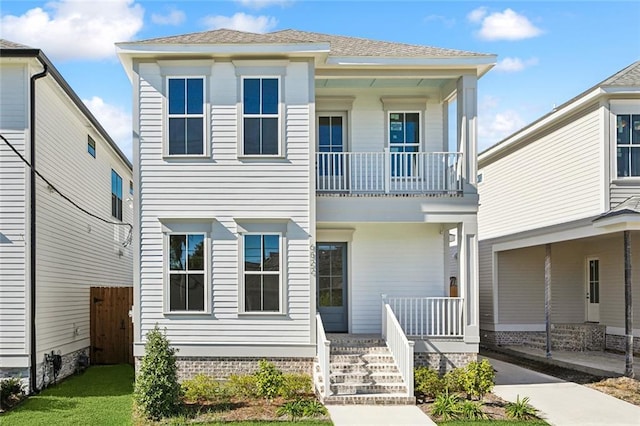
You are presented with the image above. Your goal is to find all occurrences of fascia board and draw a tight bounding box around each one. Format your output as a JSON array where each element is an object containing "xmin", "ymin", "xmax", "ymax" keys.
[{"xmin": 325, "ymin": 55, "xmax": 496, "ymax": 68}]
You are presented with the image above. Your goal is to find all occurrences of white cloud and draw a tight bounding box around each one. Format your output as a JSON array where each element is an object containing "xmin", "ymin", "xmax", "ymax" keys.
[
  {"xmin": 424, "ymin": 14, "xmax": 455, "ymax": 28},
  {"xmin": 467, "ymin": 7, "xmax": 487, "ymax": 23},
  {"xmin": 478, "ymin": 109, "xmax": 526, "ymax": 149},
  {"xmin": 83, "ymin": 96, "xmax": 132, "ymax": 159},
  {"xmin": 470, "ymin": 8, "xmax": 543, "ymax": 41},
  {"xmin": 494, "ymin": 56, "xmax": 539, "ymax": 72},
  {"xmin": 151, "ymin": 8, "xmax": 185, "ymax": 26},
  {"xmin": 0, "ymin": 0, "xmax": 143, "ymax": 61},
  {"xmin": 235, "ymin": 0, "xmax": 293, "ymax": 10},
  {"xmin": 202, "ymin": 12, "xmax": 277, "ymax": 33}
]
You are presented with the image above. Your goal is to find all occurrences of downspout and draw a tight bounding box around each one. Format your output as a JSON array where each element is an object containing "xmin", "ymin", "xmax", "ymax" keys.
[{"xmin": 29, "ymin": 58, "xmax": 48, "ymax": 393}]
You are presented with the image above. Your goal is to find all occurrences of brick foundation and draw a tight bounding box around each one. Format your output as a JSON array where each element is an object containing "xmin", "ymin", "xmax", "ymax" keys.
[
  {"xmin": 134, "ymin": 356, "xmax": 315, "ymax": 381},
  {"xmin": 605, "ymin": 334, "xmax": 640, "ymax": 354},
  {"xmin": 481, "ymin": 324, "xmax": 606, "ymax": 352},
  {"xmin": 36, "ymin": 347, "xmax": 89, "ymax": 390},
  {"xmin": 414, "ymin": 352, "xmax": 477, "ymax": 375}
]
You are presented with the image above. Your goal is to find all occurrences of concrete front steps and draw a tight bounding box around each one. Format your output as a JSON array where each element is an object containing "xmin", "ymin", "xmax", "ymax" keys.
[{"xmin": 315, "ymin": 335, "xmax": 415, "ymax": 405}]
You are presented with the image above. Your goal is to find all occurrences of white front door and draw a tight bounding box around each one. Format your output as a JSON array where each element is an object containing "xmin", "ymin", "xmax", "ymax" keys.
[{"xmin": 586, "ymin": 258, "xmax": 600, "ymax": 322}]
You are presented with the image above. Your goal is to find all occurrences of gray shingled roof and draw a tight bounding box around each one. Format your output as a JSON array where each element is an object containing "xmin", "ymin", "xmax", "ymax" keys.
[
  {"xmin": 0, "ymin": 39, "xmax": 34, "ymax": 49},
  {"xmin": 595, "ymin": 195, "xmax": 640, "ymax": 221},
  {"xmin": 601, "ymin": 61, "xmax": 640, "ymax": 87},
  {"xmin": 129, "ymin": 28, "xmax": 490, "ymax": 58}
]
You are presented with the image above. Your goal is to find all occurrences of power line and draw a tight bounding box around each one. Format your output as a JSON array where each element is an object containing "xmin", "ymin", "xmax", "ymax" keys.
[{"xmin": 0, "ymin": 133, "xmax": 132, "ymax": 247}]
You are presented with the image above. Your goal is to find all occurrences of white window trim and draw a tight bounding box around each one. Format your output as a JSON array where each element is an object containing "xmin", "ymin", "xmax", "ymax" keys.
[
  {"xmin": 613, "ymin": 112, "xmax": 640, "ymax": 179},
  {"xmin": 239, "ymin": 75, "xmax": 284, "ymax": 158},
  {"xmin": 164, "ymin": 75, "xmax": 209, "ymax": 159},
  {"xmin": 237, "ymin": 223, "xmax": 288, "ymax": 315},
  {"xmin": 160, "ymin": 220, "xmax": 213, "ymax": 315}
]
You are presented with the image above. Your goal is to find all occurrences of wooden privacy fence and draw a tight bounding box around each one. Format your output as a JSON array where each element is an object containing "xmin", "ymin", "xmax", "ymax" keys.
[{"xmin": 90, "ymin": 287, "xmax": 133, "ymax": 365}]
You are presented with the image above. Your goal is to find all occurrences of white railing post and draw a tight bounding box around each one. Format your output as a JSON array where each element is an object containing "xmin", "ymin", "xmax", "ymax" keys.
[
  {"xmin": 385, "ymin": 296, "xmax": 465, "ymax": 338},
  {"xmin": 384, "ymin": 148, "xmax": 391, "ymax": 194},
  {"xmin": 316, "ymin": 314, "xmax": 331, "ymax": 398}
]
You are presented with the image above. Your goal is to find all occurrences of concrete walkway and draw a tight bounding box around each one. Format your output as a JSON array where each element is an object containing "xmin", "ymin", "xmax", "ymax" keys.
[
  {"xmin": 326, "ymin": 405, "xmax": 435, "ymax": 426},
  {"xmin": 487, "ymin": 357, "xmax": 640, "ymax": 426}
]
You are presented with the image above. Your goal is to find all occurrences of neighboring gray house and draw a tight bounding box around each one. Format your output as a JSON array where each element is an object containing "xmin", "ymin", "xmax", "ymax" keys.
[
  {"xmin": 0, "ymin": 40, "xmax": 133, "ymax": 392},
  {"xmin": 477, "ymin": 61, "xmax": 640, "ymax": 373},
  {"xmin": 117, "ymin": 29, "xmax": 495, "ymax": 403}
]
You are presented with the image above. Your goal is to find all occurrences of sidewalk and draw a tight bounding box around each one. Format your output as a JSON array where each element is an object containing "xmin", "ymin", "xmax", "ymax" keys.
[
  {"xmin": 326, "ymin": 405, "xmax": 435, "ymax": 426},
  {"xmin": 487, "ymin": 357, "xmax": 640, "ymax": 426}
]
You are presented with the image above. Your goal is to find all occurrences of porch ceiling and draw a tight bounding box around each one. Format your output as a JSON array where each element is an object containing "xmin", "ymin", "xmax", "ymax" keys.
[{"xmin": 315, "ymin": 78, "xmax": 447, "ymax": 88}]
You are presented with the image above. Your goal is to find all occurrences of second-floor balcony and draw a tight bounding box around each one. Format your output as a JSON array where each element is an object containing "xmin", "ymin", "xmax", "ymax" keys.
[{"xmin": 316, "ymin": 150, "xmax": 462, "ymax": 195}]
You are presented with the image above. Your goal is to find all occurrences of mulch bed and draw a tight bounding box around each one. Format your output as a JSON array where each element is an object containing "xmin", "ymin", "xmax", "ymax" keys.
[{"xmin": 417, "ymin": 393, "xmax": 517, "ymax": 421}]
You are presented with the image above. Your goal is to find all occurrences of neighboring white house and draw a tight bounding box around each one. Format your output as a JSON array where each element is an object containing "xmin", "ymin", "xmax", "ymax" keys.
[
  {"xmin": 117, "ymin": 29, "xmax": 495, "ymax": 402},
  {"xmin": 0, "ymin": 40, "xmax": 134, "ymax": 392},
  {"xmin": 477, "ymin": 61, "xmax": 640, "ymax": 374}
]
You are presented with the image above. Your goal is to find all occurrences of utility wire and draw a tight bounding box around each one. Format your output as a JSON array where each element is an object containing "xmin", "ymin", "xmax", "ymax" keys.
[{"xmin": 0, "ymin": 133, "xmax": 132, "ymax": 247}]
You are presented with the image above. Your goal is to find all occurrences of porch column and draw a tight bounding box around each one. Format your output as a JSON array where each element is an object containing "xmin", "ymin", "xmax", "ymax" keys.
[
  {"xmin": 456, "ymin": 74, "xmax": 478, "ymax": 186},
  {"xmin": 623, "ymin": 231, "xmax": 634, "ymax": 378},
  {"xmin": 545, "ymin": 244, "xmax": 552, "ymax": 359},
  {"xmin": 458, "ymin": 218, "xmax": 479, "ymax": 343}
]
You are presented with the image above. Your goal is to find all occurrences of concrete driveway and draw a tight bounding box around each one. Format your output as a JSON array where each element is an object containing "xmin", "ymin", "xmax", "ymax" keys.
[{"xmin": 486, "ymin": 357, "xmax": 640, "ymax": 426}]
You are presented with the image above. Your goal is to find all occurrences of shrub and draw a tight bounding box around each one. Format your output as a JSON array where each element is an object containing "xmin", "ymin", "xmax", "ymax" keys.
[
  {"xmin": 431, "ymin": 391, "xmax": 461, "ymax": 421},
  {"xmin": 443, "ymin": 367, "xmax": 465, "ymax": 393},
  {"xmin": 134, "ymin": 325, "xmax": 182, "ymax": 420},
  {"xmin": 182, "ymin": 374, "xmax": 229, "ymax": 404},
  {"xmin": 460, "ymin": 359, "xmax": 495, "ymax": 400},
  {"xmin": 254, "ymin": 360, "xmax": 284, "ymax": 402},
  {"xmin": 276, "ymin": 398, "xmax": 327, "ymax": 420},
  {"xmin": 414, "ymin": 367, "xmax": 444, "ymax": 399},
  {"xmin": 226, "ymin": 374, "xmax": 258, "ymax": 398},
  {"xmin": 459, "ymin": 399, "xmax": 488, "ymax": 420},
  {"xmin": 279, "ymin": 373, "xmax": 313, "ymax": 399},
  {"xmin": 1, "ymin": 377, "xmax": 24, "ymax": 408},
  {"xmin": 505, "ymin": 395, "xmax": 538, "ymax": 420}
]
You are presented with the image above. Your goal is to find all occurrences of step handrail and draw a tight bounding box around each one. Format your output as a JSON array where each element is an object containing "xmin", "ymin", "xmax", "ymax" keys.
[
  {"xmin": 316, "ymin": 313, "xmax": 330, "ymax": 398},
  {"xmin": 381, "ymin": 303, "xmax": 414, "ymax": 397}
]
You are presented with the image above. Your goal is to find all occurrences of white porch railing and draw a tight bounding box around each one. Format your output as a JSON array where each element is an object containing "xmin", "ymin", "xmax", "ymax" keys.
[
  {"xmin": 316, "ymin": 150, "xmax": 462, "ymax": 194},
  {"xmin": 315, "ymin": 313, "xmax": 331, "ymax": 398},
  {"xmin": 381, "ymin": 303, "xmax": 414, "ymax": 397},
  {"xmin": 385, "ymin": 297, "xmax": 464, "ymax": 338}
]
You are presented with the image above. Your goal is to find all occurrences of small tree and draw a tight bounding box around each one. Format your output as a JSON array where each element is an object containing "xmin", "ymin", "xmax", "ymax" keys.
[{"xmin": 134, "ymin": 325, "xmax": 182, "ymax": 420}]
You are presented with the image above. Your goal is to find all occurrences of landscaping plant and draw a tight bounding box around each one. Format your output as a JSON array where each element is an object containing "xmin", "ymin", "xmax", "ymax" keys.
[
  {"xmin": 182, "ymin": 374, "xmax": 230, "ymax": 404},
  {"xmin": 279, "ymin": 373, "xmax": 313, "ymax": 399},
  {"xmin": 459, "ymin": 399, "xmax": 488, "ymax": 420},
  {"xmin": 254, "ymin": 360, "xmax": 284, "ymax": 402},
  {"xmin": 431, "ymin": 391, "xmax": 461, "ymax": 420},
  {"xmin": 414, "ymin": 366, "xmax": 444, "ymax": 400},
  {"xmin": 227, "ymin": 373, "xmax": 259, "ymax": 398},
  {"xmin": 460, "ymin": 359, "xmax": 495, "ymax": 400},
  {"xmin": 277, "ymin": 398, "xmax": 327, "ymax": 420},
  {"xmin": 134, "ymin": 325, "xmax": 182, "ymax": 420},
  {"xmin": 505, "ymin": 395, "xmax": 538, "ymax": 420},
  {"xmin": 1, "ymin": 377, "xmax": 24, "ymax": 410}
]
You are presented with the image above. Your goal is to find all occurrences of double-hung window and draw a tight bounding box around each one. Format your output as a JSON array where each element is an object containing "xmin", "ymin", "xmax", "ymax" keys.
[
  {"xmin": 168, "ymin": 77, "xmax": 205, "ymax": 156},
  {"xmin": 389, "ymin": 112, "xmax": 420, "ymax": 176},
  {"xmin": 243, "ymin": 78, "xmax": 279, "ymax": 155},
  {"xmin": 87, "ymin": 136, "xmax": 96, "ymax": 158},
  {"xmin": 243, "ymin": 234, "xmax": 281, "ymax": 312},
  {"xmin": 168, "ymin": 233, "xmax": 205, "ymax": 312},
  {"xmin": 111, "ymin": 169, "xmax": 123, "ymax": 220},
  {"xmin": 617, "ymin": 114, "xmax": 640, "ymax": 177}
]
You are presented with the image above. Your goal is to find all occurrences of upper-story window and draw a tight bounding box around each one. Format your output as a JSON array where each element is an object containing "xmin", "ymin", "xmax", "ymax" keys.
[
  {"xmin": 111, "ymin": 169, "xmax": 123, "ymax": 220},
  {"xmin": 87, "ymin": 136, "xmax": 96, "ymax": 158},
  {"xmin": 242, "ymin": 78, "xmax": 279, "ymax": 156},
  {"xmin": 168, "ymin": 77, "xmax": 204, "ymax": 156},
  {"xmin": 617, "ymin": 114, "xmax": 640, "ymax": 177},
  {"xmin": 389, "ymin": 112, "xmax": 420, "ymax": 176}
]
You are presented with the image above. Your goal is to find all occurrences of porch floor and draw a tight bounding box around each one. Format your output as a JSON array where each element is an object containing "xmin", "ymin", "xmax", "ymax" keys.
[{"xmin": 487, "ymin": 345, "xmax": 638, "ymax": 377}]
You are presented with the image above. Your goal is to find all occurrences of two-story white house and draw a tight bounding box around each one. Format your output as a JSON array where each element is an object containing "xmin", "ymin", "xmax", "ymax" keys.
[
  {"xmin": 477, "ymin": 61, "xmax": 640, "ymax": 376},
  {"xmin": 117, "ymin": 29, "xmax": 495, "ymax": 403},
  {"xmin": 0, "ymin": 40, "xmax": 134, "ymax": 392}
]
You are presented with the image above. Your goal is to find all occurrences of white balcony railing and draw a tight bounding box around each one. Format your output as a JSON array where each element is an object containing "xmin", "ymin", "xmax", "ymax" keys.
[
  {"xmin": 316, "ymin": 150, "xmax": 462, "ymax": 194},
  {"xmin": 385, "ymin": 296, "xmax": 464, "ymax": 338},
  {"xmin": 381, "ymin": 303, "xmax": 414, "ymax": 396},
  {"xmin": 315, "ymin": 313, "xmax": 331, "ymax": 398}
]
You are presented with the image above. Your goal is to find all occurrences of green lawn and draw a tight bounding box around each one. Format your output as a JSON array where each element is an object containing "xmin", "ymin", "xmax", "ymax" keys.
[
  {"xmin": 440, "ymin": 421, "xmax": 548, "ymax": 425},
  {"xmin": 1, "ymin": 364, "xmax": 135, "ymax": 426}
]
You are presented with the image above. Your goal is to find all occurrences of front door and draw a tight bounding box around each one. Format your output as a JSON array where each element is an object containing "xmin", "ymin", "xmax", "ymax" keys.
[
  {"xmin": 317, "ymin": 243, "xmax": 348, "ymax": 332},
  {"xmin": 586, "ymin": 258, "xmax": 600, "ymax": 322},
  {"xmin": 317, "ymin": 114, "xmax": 347, "ymax": 191}
]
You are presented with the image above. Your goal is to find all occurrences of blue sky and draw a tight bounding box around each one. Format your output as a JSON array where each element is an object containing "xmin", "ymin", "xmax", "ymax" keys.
[{"xmin": 1, "ymin": 0, "xmax": 639, "ymax": 158}]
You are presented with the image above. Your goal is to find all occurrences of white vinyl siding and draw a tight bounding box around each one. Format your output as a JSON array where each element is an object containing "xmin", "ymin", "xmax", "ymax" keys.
[
  {"xmin": 347, "ymin": 223, "xmax": 445, "ymax": 334},
  {"xmin": 33, "ymin": 78, "xmax": 133, "ymax": 361},
  {"xmin": 317, "ymin": 88, "xmax": 446, "ymax": 154},
  {"xmin": 135, "ymin": 61, "xmax": 312, "ymax": 347},
  {"xmin": 478, "ymin": 104, "xmax": 602, "ymax": 240},
  {"xmin": 0, "ymin": 63, "xmax": 29, "ymax": 362}
]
